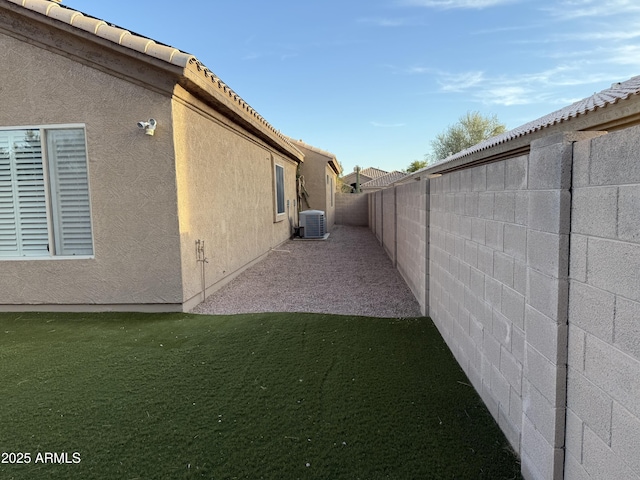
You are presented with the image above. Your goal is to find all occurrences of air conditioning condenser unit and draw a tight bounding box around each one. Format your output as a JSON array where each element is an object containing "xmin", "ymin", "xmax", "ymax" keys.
[{"xmin": 299, "ymin": 210, "xmax": 328, "ymax": 239}]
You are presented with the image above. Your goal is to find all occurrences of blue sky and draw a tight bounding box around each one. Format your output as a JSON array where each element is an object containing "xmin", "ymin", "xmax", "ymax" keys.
[{"xmin": 62, "ymin": 0, "xmax": 640, "ymax": 174}]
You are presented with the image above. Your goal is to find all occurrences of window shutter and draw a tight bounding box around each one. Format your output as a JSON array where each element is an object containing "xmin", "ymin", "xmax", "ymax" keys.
[
  {"xmin": 0, "ymin": 131, "xmax": 48, "ymax": 257},
  {"xmin": 47, "ymin": 129, "xmax": 93, "ymax": 256},
  {"xmin": 0, "ymin": 134, "xmax": 17, "ymax": 256}
]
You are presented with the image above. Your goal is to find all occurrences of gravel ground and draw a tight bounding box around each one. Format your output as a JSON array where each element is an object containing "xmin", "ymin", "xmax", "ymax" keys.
[{"xmin": 191, "ymin": 225, "xmax": 423, "ymax": 318}]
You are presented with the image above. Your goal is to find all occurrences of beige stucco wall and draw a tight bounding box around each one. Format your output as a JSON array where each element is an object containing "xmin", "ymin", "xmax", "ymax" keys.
[
  {"xmin": 0, "ymin": 24, "xmax": 184, "ymax": 309},
  {"xmin": 325, "ymin": 164, "xmax": 337, "ymax": 229},
  {"xmin": 172, "ymin": 86, "xmax": 299, "ymax": 309},
  {"xmin": 297, "ymin": 145, "xmax": 337, "ymax": 229}
]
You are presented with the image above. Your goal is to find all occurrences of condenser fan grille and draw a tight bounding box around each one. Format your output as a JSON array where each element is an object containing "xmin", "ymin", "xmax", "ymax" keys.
[{"xmin": 299, "ymin": 210, "xmax": 326, "ymax": 238}]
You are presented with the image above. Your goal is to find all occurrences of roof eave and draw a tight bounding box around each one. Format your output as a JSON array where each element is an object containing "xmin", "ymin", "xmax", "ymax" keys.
[
  {"xmin": 328, "ymin": 159, "xmax": 342, "ymax": 175},
  {"xmin": 0, "ymin": 0, "xmax": 186, "ymax": 95},
  {"xmin": 2, "ymin": 0, "xmax": 304, "ymax": 164},
  {"xmin": 180, "ymin": 63, "xmax": 304, "ymax": 162}
]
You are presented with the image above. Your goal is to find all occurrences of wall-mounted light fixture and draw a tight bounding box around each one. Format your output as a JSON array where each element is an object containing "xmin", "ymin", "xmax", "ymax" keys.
[{"xmin": 137, "ymin": 118, "xmax": 157, "ymax": 136}]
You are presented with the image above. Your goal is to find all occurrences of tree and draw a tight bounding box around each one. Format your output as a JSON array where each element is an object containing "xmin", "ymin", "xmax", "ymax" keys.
[
  {"xmin": 430, "ymin": 111, "xmax": 506, "ymax": 160},
  {"xmin": 406, "ymin": 160, "xmax": 428, "ymax": 173}
]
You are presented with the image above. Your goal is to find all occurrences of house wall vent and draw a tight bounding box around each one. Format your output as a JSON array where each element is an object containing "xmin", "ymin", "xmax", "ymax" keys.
[{"xmin": 299, "ymin": 210, "xmax": 326, "ymax": 238}]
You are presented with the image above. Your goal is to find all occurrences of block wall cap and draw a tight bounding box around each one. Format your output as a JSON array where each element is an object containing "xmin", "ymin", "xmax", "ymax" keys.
[{"xmin": 411, "ymin": 74, "xmax": 640, "ymax": 176}]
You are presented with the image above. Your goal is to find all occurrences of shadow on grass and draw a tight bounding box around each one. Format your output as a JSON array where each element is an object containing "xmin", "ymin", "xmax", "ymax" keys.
[{"xmin": 0, "ymin": 312, "xmax": 522, "ymax": 479}]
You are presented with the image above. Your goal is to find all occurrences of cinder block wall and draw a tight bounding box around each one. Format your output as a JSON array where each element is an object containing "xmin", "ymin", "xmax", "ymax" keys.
[
  {"xmin": 429, "ymin": 132, "xmax": 611, "ymax": 480},
  {"xmin": 335, "ymin": 192, "xmax": 368, "ymax": 226},
  {"xmin": 429, "ymin": 155, "xmax": 533, "ymax": 463},
  {"xmin": 382, "ymin": 188, "xmax": 397, "ymax": 264},
  {"xmin": 375, "ymin": 191, "xmax": 383, "ymax": 244},
  {"xmin": 564, "ymin": 127, "xmax": 640, "ymax": 480},
  {"xmin": 343, "ymin": 127, "xmax": 640, "ymax": 480},
  {"xmin": 396, "ymin": 179, "xmax": 430, "ymax": 316}
]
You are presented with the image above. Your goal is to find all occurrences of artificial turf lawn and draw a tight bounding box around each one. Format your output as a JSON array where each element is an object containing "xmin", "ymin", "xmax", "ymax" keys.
[{"xmin": 0, "ymin": 312, "xmax": 521, "ymax": 479}]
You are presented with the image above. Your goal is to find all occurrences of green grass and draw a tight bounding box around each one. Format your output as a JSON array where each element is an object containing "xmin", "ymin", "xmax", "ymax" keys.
[{"xmin": 0, "ymin": 312, "xmax": 521, "ymax": 479}]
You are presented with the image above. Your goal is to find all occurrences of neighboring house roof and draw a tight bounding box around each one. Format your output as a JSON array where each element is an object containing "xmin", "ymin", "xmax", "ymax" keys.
[
  {"xmin": 424, "ymin": 75, "xmax": 640, "ymax": 174},
  {"xmin": 4, "ymin": 0, "xmax": 303, "ymax": 162},
  {"xmin": 287, "ymin": 138, "xmax": 342, "ymax": 175},
  {"xmin": 342, "ymin": 167, "xmax": 388, "ymax": 185},
  {"xmin": 359, "ymin": 167, "xmax": 389, "ymax": 180},
  {"xmin": 361, "ymin": 171, "xmax": 408, "ymax": 189}
]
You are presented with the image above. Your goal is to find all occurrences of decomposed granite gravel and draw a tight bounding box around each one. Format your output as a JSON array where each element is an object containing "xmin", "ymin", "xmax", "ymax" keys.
[{"xmin": 192, "ymin": 225, "xmax": 423, "ymax": 318}]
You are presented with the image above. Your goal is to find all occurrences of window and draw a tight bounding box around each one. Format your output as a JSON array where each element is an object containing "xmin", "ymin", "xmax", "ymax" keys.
[
  {"xmin": 275, "ymin": 163, "xmax": 285, "ymax": 216},
  {"xmin": 331, "ymin": 177, "xmax": 334, "ymax": 207},
  {"xmin": 0, "ymin": 126, "xmax": 93, "ymax": 258}
]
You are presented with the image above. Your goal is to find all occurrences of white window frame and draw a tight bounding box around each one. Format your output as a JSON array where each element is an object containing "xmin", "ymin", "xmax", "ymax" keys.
[
  {"xmin": 331, "ymin": 176, "xmax": 334, "ymax": 207},
  {"xmin": 0, "ymin": 124, "xmax": 94, "ymax": 260},
  {"xmin": 272, "ymin": 158, "xmax": 286, "ymax": 222}
]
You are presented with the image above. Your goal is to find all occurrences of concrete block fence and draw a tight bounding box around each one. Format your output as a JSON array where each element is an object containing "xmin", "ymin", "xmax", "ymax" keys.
[
  {"xmin": 335, "ymin": 192, "xmax": 368, "ymax": 226},
  {"xmin": 366, "ymin": 127, "xmax": 640, "ymax": 480}
]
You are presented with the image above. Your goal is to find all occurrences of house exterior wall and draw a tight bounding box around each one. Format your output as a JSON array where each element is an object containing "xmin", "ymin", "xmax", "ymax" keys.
[
  {"xmin": 0, "ymin": 24, "xmax": 183, "ymax": 309},
  {"xmin": 172, "ymin": 86, "xmax": 299, "ymax": 310},
  {"xmin": 297, "ymin": 146, "xmax": 337, "ymax": 229},
  {"xmin": 564, "ymin": 126, "xmax": 640, "ymax": 480},
  {"xmin": 341, "ymin": 172, "xmax": 373, "ymax": 190},
  {"xmin": 325, "ymin": 164, "xmax": 337, "ymax": 229}
]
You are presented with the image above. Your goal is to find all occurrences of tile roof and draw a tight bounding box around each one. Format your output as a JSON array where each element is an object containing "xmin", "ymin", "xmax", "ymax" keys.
[
  {"xmin": 341, "ymin": 167, "xmax": 389, "ymax": 184},
  {"xmin": 430, "ymin": 75, "xmax": 640, "ymax": 169},
  {"xmin": 7, "ymin": 0, "xmax": 193, "ymax": 66},
  {"xmin": 287, "ymin": 138, "xmax": 337, "ymax": 160},
  {"xmin": 361, "ymin": 170, "xmax": 408, "ymax": 188},
  {"xmin": 360, "ymin": 167, "xmax": 389, "ymax": 180},
  {"xmin": 5, "ymin": 0, "xmax": 301, "ymax": 157},
  {"xmin": 287, "ymin": 138, "xmax": 342, "ymax": 174}
]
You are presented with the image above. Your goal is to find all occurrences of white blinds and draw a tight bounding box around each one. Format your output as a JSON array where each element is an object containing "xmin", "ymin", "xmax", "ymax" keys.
[
  {"xmin": 0, "ymin": 130, "xmax": 48, "ymax": 257},
  {"xmin": 47, "ymin": 129, "xmax": 93, "ymax": 256},
  {"xmin": 0, "ymin": 128, "xmax": 93, "ymax": 258},
  {"xmin": 0, "ymin": 134, "xmax": 17, "ymax": 256}
]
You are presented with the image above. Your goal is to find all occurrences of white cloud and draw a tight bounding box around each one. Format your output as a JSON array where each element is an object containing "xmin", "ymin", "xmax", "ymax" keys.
[
  {"xmin": 381, "ymin": 64, "xmax": 434, "ymax": 75},
  {"xmin": 543, "ymin": 0, "xmax": 640, "ymax": 19},
  {"xmin": 438, "ymin": 71, "xmax": 485, "ymax": 91},
  {"xmin": 481, "ymin": 86, "xmax": 534, "ymax": 106},
  {"xmin": 605, "ymin": 45, "xmax": 640, "ymax": 67},
  {"xmin": 432, "ymin": 63, "xmax": 623, "ymax": 106},
  {"xmin": 406, "ymin": 66, "xmax": 432, "ymax": 74},
  {"xmin": 564, "ymin": 29, "xmax": 640, "ymax": 42},
  {"xmin": 400, "ymin": 0, "xmax": 517, "ymax": 9},
  {"xmin": 472, "ymin": 24, "xmax": 542, "ymax": 35}
]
